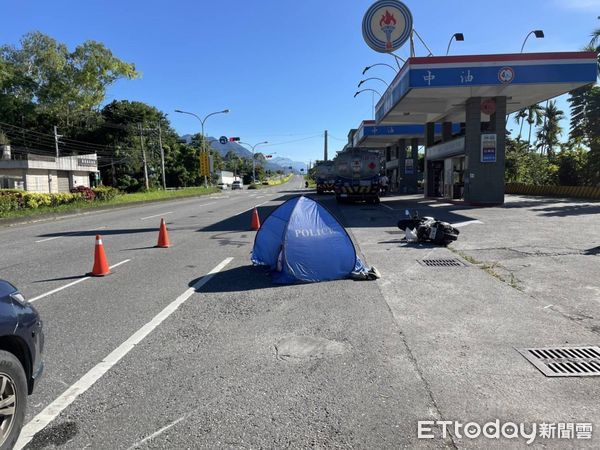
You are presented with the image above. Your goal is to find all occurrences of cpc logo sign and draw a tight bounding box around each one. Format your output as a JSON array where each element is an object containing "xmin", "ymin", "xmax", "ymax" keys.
[
  {"xmin": 362, "ymin": 0, "xmax": 413, "ymax": 53},
  {"xmin": 498, "ymin": 67, "xmax": 515, "ymax": 84}
]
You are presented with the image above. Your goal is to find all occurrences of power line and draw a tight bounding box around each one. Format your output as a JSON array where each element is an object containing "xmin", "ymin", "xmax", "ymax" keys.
[{"xmin": 262, "ymin": 133, "xmax": 323, "ymax": 147}]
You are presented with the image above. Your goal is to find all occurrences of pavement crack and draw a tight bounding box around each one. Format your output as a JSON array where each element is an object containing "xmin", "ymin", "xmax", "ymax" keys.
[{"xmin": 374, "ymin": 274, "xmax": 458, "ymax": 449}]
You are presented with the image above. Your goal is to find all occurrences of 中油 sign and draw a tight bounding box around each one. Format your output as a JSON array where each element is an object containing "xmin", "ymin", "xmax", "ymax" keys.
[
  {"xmin": 362, "ymin": 0, "xmax": 413, "ymax": 53},
  {"xmin": 481, "ymin": 134, "xmax": 497, "ymax": 163}
]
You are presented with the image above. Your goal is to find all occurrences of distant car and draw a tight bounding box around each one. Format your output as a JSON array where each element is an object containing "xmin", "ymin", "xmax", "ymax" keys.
[
  {"xmin": 0, "ymin": 280, "xmax": 44, "ymax": 449},
  {"xmin": 216, "ymin": 183, "xmax": 229, "ymax": 190},
  {"xmin": 231, "ymin": 180, "xmax": 243, "ymax": 190},
  {"xmin": 261, "ymin": 180, "xmax": 269, "ymax": 185}
]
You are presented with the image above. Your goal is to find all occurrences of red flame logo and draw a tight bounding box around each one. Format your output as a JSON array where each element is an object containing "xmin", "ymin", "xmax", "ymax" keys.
[{"xmin": 379, "ymin": 10, "xmax": 397, "ymax": 27}]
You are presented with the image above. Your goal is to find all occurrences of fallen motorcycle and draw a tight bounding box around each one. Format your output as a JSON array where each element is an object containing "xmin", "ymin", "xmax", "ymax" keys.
[{"xmin": 397, "ymin": 213, "xmax": 459, "ymax": 246}]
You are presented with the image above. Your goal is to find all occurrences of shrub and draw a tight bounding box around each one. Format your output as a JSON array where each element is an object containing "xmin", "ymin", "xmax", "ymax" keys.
[
  {"xmin": 0, "ymin": 194, "xmax": 19, "ymax": 215},
  {"xmin": 93, "ymin": 186, "xmax": 121, "ymax": 201},
  {"xmin": 23, "ymin": 193, "xmax": 52, "ymax": 209},
  {"xmin": 70, "ymin": 185, "xmax": 95, "ymax": 201},
  {"xmin": 50, "ymin": 192, "xmax": 81, "ymax": 206}
]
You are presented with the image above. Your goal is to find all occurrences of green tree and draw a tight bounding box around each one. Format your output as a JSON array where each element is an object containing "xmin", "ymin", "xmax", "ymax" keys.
[
  {"xmin": 556, "ymin": 145, "xmax": 588, "ymax": 186},
  {"xmin": 514, "ymin": 109, "xmax": 528, "ymax": 141},
  {"xmin": 536, "ymin": 101, "xmax": 564, "ymax": 158},
  {"xmin": 0, "ymin": 32, "xmax": 138, "ymax": 133},
  {"xmin": 524, "ymin": 104, "xmax": 544, "ymax": 150}
]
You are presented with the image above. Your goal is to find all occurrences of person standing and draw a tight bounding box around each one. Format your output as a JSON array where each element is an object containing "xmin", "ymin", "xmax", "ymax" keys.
[{"xmin": 379, "ymin": 173, "xmax": 389, "ymax": 196}]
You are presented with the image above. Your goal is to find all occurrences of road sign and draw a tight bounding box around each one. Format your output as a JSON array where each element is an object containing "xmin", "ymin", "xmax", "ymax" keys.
[
  {"xmin": 219, "ymin": 136, "xmax": 228, "ymax": 145},
  {"xmin": 199, "ymin": 152, "xmax": 211, "ymax": 176},
  {"xmin": 362, "ymin": 0, "xmax": 413, "ymax": 53}
]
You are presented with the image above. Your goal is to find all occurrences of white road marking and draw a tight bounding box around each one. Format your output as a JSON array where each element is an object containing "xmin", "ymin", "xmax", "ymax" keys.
[
  {"xmin": 28, "ymin": 259, "xmax": 131, "ymax": 303},
  {"xmin": 380, "ymin": 204, "xmax": 395, "ymax": 211},
  {"xmin": 140, "ymin": 212, "xmax": 173, "ymax": 221},
  {"xmin": 15, "ymin": 257, "xmax": 233, "ymax": 450},
  {"xmin": 235, "ymin": 201, "xmax": 269, "ymax": 216},
  {"xmin": 35, "ymin": 226, "xmax": 107, "ymax": 243},
  {"xmin": 127, "ymin": 410, "xmax": 195, "ymax": 449},
  {"xmin": 452, "ymin": 220, "xmax": 484, "ymax": 228},
  {"xmin": 35, "ymin": 236, "xmax": 62, "ymax": 243},
  {"xmin": 430, "ymin": 203, "xmax": 453, "ymax": 208},
  {"xmin": 256, "ymin": 195, "xmax": 265, "ymax": 199}
]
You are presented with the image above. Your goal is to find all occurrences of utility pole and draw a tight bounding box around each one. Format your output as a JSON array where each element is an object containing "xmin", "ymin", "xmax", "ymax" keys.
[
  {"xmin": 139, "ymin": 124, "xmax": 149, "ymax": 190},
  {"xmin": 324, "ymin": 130, "xmax": 328, "ymax": 161},
  {"xmin": 53, "ymin": 126, "xmax": 62, "ymax": 159},
  {"xmin": 111, "ymin": 157, "xmax": 116, "ymax": 185},
  {"xmin": 158, "ymin": 123, "xmax": 166, "ymax": 189}
]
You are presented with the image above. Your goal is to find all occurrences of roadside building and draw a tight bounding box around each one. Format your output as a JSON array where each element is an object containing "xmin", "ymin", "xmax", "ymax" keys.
[{"xmin": 0, "ymin": 145, "xmax": 99, "ymax": 192}]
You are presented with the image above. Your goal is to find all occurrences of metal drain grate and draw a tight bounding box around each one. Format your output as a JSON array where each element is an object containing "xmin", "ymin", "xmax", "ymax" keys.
[
  {"xmin": 418, "ymin": 258, "xmax": 465, "ymax": 267},
  {"xmin": 517, "ymin": 346, "xmax": 600, "ymax": 377}
]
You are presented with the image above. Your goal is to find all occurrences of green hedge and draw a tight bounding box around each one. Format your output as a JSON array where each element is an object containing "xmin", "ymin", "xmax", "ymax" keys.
[
  {"xmin": 0, "ymin": 186, "xmax": 123, "ymax": 216},
  {"xmin": 92, "ymin": 186, "xmax": 121, "ymax": 201}
]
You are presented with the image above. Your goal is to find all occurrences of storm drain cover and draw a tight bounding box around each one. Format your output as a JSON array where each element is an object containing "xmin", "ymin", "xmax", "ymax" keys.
[
  {"xmin": 517, "ymin": 346, "xmax": 600, "ymax": 377},
  {"xmin": 418, "ymin": 258, "xmax": 465, "ymax": 267}
]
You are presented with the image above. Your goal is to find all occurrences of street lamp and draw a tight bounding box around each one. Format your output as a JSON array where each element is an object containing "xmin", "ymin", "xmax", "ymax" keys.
[
  {"xmin": 354, "ymin": 89, "xmax": 383, "ymax": 119},
  {"xmin": 362, "ymin": 63, "xmax": 398, "ymax": 75},
  {"xmin": 239, "ymin": 141, "xmax": 268, "ymax": 183},
  {"xmin": 174, "ymin": 108, "xmax": 230, "ymax": 187},
  {"xmin": 357, "ymin": 77, "xmax": 389, "ymax": 88},
  {"xmin": 354, "ymin": 88, "xmax": 382, "ymax": 98},
  {"xmin": 520, "ymin": 30, "xmax": 544, "ymax": 53},
  {"xmin": 446, "ymin": 33, "xmax": 464, "ymax": 55}
]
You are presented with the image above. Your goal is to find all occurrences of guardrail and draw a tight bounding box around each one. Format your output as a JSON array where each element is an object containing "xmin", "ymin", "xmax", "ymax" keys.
[{"xmin": 505, "ymin": 183, "xmax": 600, "ymax": 200}]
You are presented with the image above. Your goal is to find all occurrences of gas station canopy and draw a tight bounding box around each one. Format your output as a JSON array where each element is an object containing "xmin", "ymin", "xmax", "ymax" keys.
[
  {"xmin": 353, "ymin": 120, "xmax": 460, "ymax": 147},
  {"xmin": 376, "ymin": 52, "xmax": 598, "ymax": 124}
]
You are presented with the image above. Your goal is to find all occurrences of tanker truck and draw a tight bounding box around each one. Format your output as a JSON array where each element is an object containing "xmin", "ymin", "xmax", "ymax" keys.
[
  {"xmin": 314, "ymin": 161, "xmax": 336, "ymax": 194},
  {"xmin": 333, "ymin": 148, "xmax": 382, "ymax": 204}
]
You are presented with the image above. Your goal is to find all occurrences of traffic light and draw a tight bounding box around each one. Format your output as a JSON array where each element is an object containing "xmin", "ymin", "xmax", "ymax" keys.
[
  {"xmin": 265, "ymin": 154, "xmax": 273, "ymax": 159},
  {"xmin": 229, "ymin": 137, "xmax": 240, "ymax": 142}
]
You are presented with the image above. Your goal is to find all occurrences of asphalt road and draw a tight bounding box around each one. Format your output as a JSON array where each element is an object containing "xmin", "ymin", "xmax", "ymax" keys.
[{"xmin": 1, "ymin": 180, "xmax": 599, "ymax": 449}]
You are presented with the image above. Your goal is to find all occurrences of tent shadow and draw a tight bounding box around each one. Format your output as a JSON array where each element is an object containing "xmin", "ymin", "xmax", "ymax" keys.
[{"xmin": 190, "ymin": 265, "xmax": 278, "ymax": 293}]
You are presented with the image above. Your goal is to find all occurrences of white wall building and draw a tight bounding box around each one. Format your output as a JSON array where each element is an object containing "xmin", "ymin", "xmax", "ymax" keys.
[{"xmin": 0, "ymin": 145, "xmax": 98, "ymax": 193}]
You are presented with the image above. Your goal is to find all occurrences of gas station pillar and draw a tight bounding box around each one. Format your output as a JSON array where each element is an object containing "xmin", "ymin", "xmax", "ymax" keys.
[
  {"xmin": 424, "ymin": 122, "xmax": 435, "ymax": 197},
  {"xmin": 397, "ymin": 139, "xmax": 406, "ymax": 192},
  {"xmin": 464, "ymin": 96, "xmax": 507, "ymax": 205}
]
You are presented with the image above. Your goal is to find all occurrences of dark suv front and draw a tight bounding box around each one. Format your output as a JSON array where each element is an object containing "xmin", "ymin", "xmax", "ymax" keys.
[{"xmin": 0, "ymin": 280, "xmax": 44, "ymax": 448}]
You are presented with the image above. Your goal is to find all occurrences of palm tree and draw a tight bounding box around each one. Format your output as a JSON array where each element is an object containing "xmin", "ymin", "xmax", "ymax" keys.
[
  {"xmin": 514, "ymin": 109, "xmax": 528, "ymax": 141},
  {"xmin": 525, "ymin": 104, "xmax": 544, "ymax": 150},
  {"xmin": 536, "ymin": 100, "xmax": 564, "ymax": 158},
  {"xmin": 590, "ymin": 28, "xmax": 600, "ymax": 49}
]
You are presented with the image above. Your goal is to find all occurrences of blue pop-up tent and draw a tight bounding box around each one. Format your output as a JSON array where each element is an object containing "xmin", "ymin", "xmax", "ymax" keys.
[{"xmin": 251, "ymin": 196, "xmax": 376, "ymax": 284}]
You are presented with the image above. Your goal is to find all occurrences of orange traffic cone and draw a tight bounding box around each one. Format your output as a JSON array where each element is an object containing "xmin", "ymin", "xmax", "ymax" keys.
[
  {"xmin": 250, "ymin": 207, "xmax": 261, "ymax": 231},
  {"xmin": 156, "ymin": 218, "xmax": 171, "ymax": 248},
  {"xmin": 91, "ymin": 234, "xmax": 110, "ymax": 276}
]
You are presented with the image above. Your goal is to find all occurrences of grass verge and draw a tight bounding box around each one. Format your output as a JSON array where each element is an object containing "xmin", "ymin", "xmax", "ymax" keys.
[
  {"xmin": 0, "ymin": 186, "xmax": 218, "ymax": 221},
  {"xmin": 448, "ymin": 247, "xmax": 524, "ymax": 291}
]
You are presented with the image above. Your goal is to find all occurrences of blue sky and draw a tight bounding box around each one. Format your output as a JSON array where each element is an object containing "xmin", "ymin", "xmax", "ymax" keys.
[{"xmin": 3, "ymin": 0, "xmax": 599, "ymax": 163}]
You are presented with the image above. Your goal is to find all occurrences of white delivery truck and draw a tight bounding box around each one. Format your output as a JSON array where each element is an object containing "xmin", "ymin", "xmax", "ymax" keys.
[{"xmin": 217, "ymin": 171, "xmax": 235, "ymax": 189}]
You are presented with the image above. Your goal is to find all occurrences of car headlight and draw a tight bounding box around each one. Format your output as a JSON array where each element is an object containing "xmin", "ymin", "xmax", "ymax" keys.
[{"xmin": 10, "ymin": 292, "xmax": 29, "ymax": 306}]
